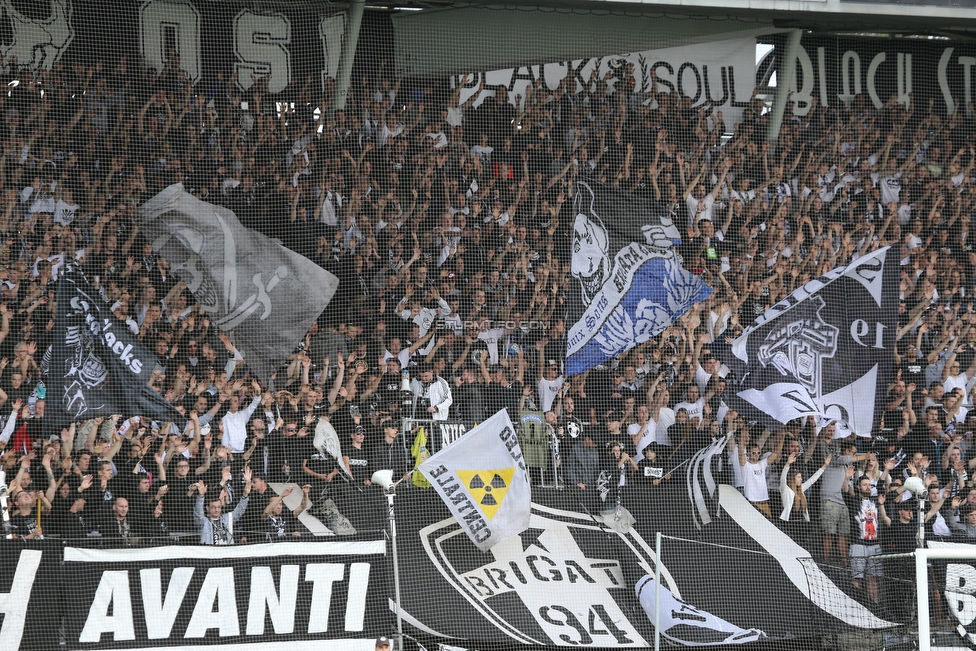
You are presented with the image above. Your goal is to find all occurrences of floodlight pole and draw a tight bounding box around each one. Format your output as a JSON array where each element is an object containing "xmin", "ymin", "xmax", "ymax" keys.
[
  {"xmin": 385, "ymin": 487, "xmax": 405, "ymax": 650},
  {"xmin": 766, "ymin": 29, "xmax": 803, "ymax": 151}
]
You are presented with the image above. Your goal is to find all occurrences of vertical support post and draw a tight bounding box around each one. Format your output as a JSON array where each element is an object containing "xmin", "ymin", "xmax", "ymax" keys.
[
  {"xmin": 654, "ymin": 532, "xmax": 662, "ymax": 651},
  {"xmin": 387, "ymin": 491, "xmax": 404, "ymax": 649},
  {"xmin": 767, "ymin": 29, "xmax": 803, "ymax": 150},
  {"xmin": 916, "ymin": 549, "xmax": 930, "ymax": 651},
  {"xmin": 332, "ymin": 0, "xmax": 366, "ymax": 112}
]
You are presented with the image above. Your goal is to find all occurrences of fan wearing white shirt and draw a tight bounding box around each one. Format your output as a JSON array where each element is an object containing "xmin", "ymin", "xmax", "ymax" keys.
[
  {"xmin": 674, "ymin": 384, "xmax": 707, "ymax": 427},
  {"xmin": 941, "ymin": 348, "xmax": 976, "ymax": 396},
  {"xmin": 683, "ymin": 159, "xmax": 730, "ymax": 230}
]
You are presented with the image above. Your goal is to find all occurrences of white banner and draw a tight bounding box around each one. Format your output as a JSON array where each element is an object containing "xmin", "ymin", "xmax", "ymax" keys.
[
  {"xmin": 419, "ymin": 410, "xmax": 531, "ymax": 552},
  {"xmin": 455, "ymin": 37, "xmax": 756, "ymax": 126}
]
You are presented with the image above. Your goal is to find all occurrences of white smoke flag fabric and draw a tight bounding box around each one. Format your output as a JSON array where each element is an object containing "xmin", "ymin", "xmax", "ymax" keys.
[
  {"xmin": 635, "ymin": 576, "xmax": 767, "ymax": 646},
  {"xmin": 136, "ymin": 184, "xmax": 339, "ymax": 385},
  {"xmin": 44, "ymin": 269, "xmax": 186, "ymax": 437},
  {"xmin": 566, "ymin": 181, "xmax": 712, "ymax": 375},
  {"xmin": 719, "ymin": 247, "xmax": 899, "ymax": 436},
  {"xmin": 418, "ymin": 409, "xmax": 530, "ymax": 552}
]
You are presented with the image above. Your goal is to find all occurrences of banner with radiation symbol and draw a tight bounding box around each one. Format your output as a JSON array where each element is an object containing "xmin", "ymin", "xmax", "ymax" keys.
[{"xmin": 418, "ymin": 409, "xmax": 531, "ymax": 552}]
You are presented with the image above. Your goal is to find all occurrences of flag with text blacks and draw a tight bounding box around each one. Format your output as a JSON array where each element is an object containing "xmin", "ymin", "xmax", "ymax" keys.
[
  {"xmin": 44, "ymin": 269, "xmax": 186, "ymax": 438},
  {"xmin": 418, "ymin": 409, "xmax": 530, "ymax": 552}
]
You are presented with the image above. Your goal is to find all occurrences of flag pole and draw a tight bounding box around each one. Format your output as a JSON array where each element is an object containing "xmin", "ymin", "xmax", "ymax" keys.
[{"xmin": 373, "ymin": 470, "xmax": 404, "ymax": 650}]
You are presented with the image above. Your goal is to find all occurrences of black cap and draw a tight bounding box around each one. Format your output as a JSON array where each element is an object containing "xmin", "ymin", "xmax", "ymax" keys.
[{"xmin": 606, "ymin": 409, "xmax": 624, "ymax": 423}]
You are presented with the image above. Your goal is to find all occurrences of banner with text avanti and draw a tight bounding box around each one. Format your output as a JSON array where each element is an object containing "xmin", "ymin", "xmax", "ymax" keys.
[{"xmin": 61, "ymin": 540, "xmax": 387, "ymax": 651}]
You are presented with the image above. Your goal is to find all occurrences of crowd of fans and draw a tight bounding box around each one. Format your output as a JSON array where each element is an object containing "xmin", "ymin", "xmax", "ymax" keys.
[{"xmin": 0, "ymin": 53, "xmax": 974, "ymax": 618}]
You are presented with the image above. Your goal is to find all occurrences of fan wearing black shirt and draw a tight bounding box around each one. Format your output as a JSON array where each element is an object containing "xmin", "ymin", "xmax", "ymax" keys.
[
  {"xmin": 268, "ymin": 418, "xmax": 308, "ymax": 485},
  {"xmin": 47, "ymin": 476, "xmax": 95, "ymax": 539},
  {"xmin": 370, "ymin": 418, "xmax": 412, "ymax": 483},
  {"xmin": 897, "ymin": 342, "xmax": 925, "ymax": 388},
  {"xmin": 881, "ymin": 380, "xmax": 917, "ymax": 433},
  {"xmin": 157, "ymin": 453, "xmax": 199, "ymax": 534},
  {"xmin": 262, "ymin": 484, "xmax": 311, "ymax": 538},
  {"xmin": 452, "ymin": 365, "xmax": 486, "ymax": 426},
  {"xmin": 479, "ymin": 353, "xmax": 524, "ymax": 418},
  {"xmin": 7, "ymin": 489, "xmax": 43, "ymax": 539},
  {"xmin": 343, "ymin": 424, "xmax": 371, "ymax": 485}
]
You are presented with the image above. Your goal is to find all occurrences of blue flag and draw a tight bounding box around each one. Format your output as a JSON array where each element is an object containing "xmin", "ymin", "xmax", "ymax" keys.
[{"xmin": 565, "ymin": 181, "xmax": 712, "ymax": 375}]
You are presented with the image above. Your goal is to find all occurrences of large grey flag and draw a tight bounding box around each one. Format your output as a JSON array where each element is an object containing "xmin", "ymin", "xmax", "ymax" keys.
[{"xmin": 136, "ymin": 184, "xmax": 339, "ymax": 385}]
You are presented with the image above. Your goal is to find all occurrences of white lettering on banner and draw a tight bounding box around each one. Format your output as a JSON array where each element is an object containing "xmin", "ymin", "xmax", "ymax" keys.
[
  {"xmin": 141, "ymin": 567, "xmax": 195, "ymax": 639},
  {"xmin": 246, "ymin": 565, "xmax": 300, "ymax": 635},
  {"xmin": 234, "ymin": 10, "xmax": 292, "ymax": 94},
  {"xmin": 79, "ymin": 571, "xmax": 136, "ymax": 643},
  {"xmin": 840, "ymin": 51, "xmax": 861, "ymax": 102},
  {"xmin": 946, "ymin": 563, "xmax": 976, "ymax": 645},
  {"xmin": 305, "ymin": 563, "xmax": 344, "ymax": 634},
  {"xmin": 135, "ymin": 3, "xmax": 346, "ymax": 95},
  {"xmin": 319, "ymin": 14, "xmax": 345, "ymax": 91},
  {"xmin": 0, "ymin": 550, "xmax": 41, "ymax": 650},
  {"xmin": 796, "ymin": 44, "xmax": 976, "ymax": 116},
  {"xmin": 440, "ymin": 422, "xmax": 468, "ymax": 447},
  {"xmin": 866, "ymin": 52, "xmax": 885, "ymax": 109},
  {"xmin": 186, "ymin": 567, "xmax": 239, "ymax": 637},
  {"xmin": 344, "ymin": 563, "xmax": 370, "ymax": 632},
  {"xmin": 939, "ymin": 48, "xmax": 956, "ymax": 114},
  {"xmin": 787, "ymin": 44, "xmax": 814, "ymax": 114},
  {"xmin": 79, "ymin": 561, "xmax": 372, "ymax": 643},
  {"xmin": 139, "ymin": 0, "xmax": 201, "ymax": 83},
  {"xmin": 421, "ymin": 507, "xmax": 657, "ymax": 646}
]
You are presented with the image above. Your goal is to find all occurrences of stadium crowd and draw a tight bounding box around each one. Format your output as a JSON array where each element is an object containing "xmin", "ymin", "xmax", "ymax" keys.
[{"xmin": 0, "ymin": 53, "xmax": 974, "ymax": 602}]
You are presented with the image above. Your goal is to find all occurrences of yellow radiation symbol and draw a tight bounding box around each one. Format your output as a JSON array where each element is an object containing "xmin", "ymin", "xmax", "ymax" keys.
[{"xmin": 456, "ymin": 468, "xmax": 515, "ymax": 520}]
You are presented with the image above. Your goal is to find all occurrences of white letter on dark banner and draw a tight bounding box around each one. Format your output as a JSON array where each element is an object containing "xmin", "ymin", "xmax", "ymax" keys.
[
  {"xmin": 140, "ymin": 567, "xmax": 194, "ymax": 639},
  {"xmin": 866, "ymin": 52, "xmax": 885, "ymax": 109},
  {"xmin": 319, "ymin": 14, "xmax": 345, "ymax": 91},
  {"xmin": 939, "ymin": 48, "xmax": 955, "ymax": 114},
  {"xmin": 305, "ymin": 564, "xmax": 344, "ymax": 634},
  {"xmin": 0, "ymin": 550, "xmax": 42, "ymax": 649},
  {"xmin": 139, "ymin": 1, "xmax": 201, "ymax": 84},
  {"xmin": 184, "ymin": 567, "xmax": 239, "ymax": 638},
  {"xmin": 344, "ymin": 563, "xmax": 370, "ymax": 631},
  {"xmin": 79, "ymin": 571, "xmax": 135, "ymax": 643},
  {"xmin": 839, "ymin": 51, "xmax": 861, "ymax": 103},
  {"xmin": 960, "ymin": 56, "xmax": 976, "ymax": 115},
  {"xmin": 945, "ymin": 564, "xmax": 976, "ymax": 626},
  {"xmin": 897, "ymin": 53, "xmax": 912, "ymax": 106},
  {"xmin": 234, "ymin": 10, "xmax": 292, "ymax": 94},
  {"xmin": 246, "ymin": 565, "xmax": 299, "ymax": 635}
]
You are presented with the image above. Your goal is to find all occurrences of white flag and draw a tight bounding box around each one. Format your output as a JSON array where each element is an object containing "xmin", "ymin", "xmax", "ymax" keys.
[{"xmin": 418, "ymin": 409, "xmax": 530, "ymax": 552}]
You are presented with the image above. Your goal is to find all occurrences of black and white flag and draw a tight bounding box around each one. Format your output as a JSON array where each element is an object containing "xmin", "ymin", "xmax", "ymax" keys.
[
  {"xmin": 136, "ymin": 184, "xmax": 339, "ymax": 385},
  {"xmin": 45, "ymin": 269, "xmax": 185, "ymax": 436},
  {"xmin": 719, "ymin": 247, "xmax": 898, "ymax": 436}
]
